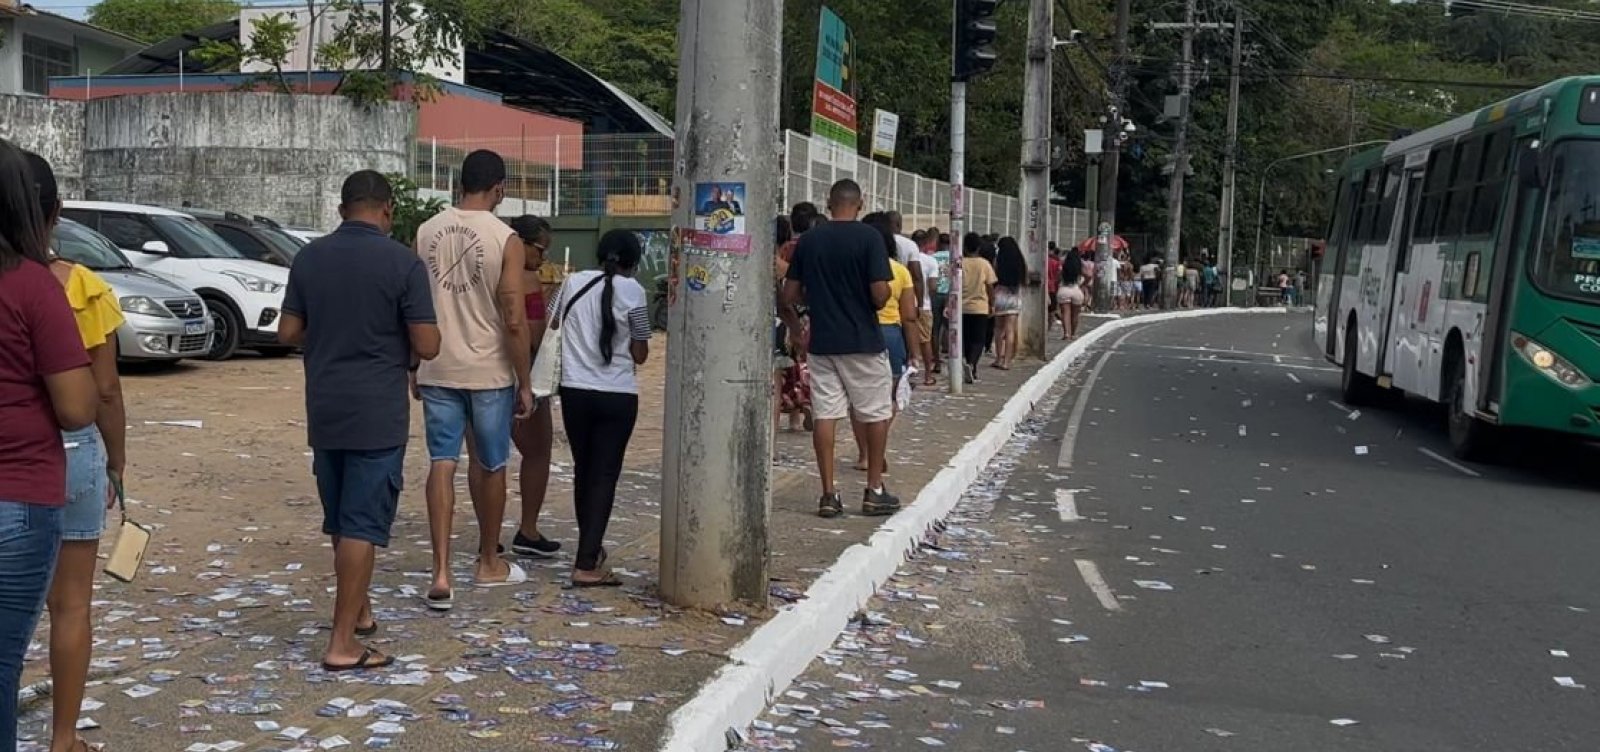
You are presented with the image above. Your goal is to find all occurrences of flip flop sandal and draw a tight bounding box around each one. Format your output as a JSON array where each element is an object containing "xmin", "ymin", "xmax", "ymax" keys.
[
  {"xmin": 566, "ymin": 572, "xmax": 624, "ymax": 589},
  {"xmin": 424, "ymin": 590, "xmax": 454, "ymax": 612},
  {"xmin": 321, "ymin": 647, "xmax": 395, "ymax": 673},
  {"xmin": 474, "ymin": 561, "xmax": 528, "ymax": 588},
  {"xmin": 355, "ymin": 622, "xmax": 379, "ymax": 637}
]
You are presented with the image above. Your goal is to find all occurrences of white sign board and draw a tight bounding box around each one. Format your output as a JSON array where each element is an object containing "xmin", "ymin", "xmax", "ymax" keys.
[
  {"xmin": 871, "ymin": 109, "xmax": 900, "ymax": 160},
  {"xmin": 1085, "ymin": 128, "xmax": 1104, "ymax": 155}
]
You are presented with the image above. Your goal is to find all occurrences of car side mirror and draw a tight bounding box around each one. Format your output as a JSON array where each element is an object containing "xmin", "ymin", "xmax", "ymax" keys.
[{"xmin": 141, "ymin": 240, "xmax": 170, "ymax": 255}]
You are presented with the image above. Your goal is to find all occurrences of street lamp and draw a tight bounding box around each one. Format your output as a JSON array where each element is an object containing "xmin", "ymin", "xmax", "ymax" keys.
[{"xmin": 1245, "ymin": 140, "xmax": 1391, "ymax": 306}]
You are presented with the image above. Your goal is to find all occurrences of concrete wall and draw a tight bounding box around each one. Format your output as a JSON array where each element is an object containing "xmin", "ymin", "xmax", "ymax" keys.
[
  {"xmin": 0, "ymin": 94, "xmax": 85, "ymax": 197},
  {"xmin": 83, "ymin": 93, "xmax": 416, "ymax": 230}
]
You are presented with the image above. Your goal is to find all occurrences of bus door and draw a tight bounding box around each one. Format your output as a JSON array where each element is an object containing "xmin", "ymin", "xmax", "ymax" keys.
[
  {"xmin": 1478, "ymin": 135, "xmax": 1538, "ymax": 414},
  {"xmin": 1324, "ymin": 177, "xmax": 1362, "ymax": 359},
  {"xmin": 1379, "ymin": 168, "xmax": 1424, "ymax": 379}
]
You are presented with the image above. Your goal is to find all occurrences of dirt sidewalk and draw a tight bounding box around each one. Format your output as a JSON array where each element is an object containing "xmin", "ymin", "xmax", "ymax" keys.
[{"xmin": 17, "ymin": 320, "xmax": 1110, "ymax": 751}]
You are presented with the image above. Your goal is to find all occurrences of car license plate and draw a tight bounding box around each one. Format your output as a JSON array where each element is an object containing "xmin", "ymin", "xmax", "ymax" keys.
[{"xmin": 184, "ymin": 321, "xmax": 206, "ymax": 335}]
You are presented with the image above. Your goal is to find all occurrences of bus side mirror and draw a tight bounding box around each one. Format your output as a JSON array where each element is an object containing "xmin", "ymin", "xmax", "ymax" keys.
[{"xmin": 1517, "ymin": 146, "xmax": 1544, "ymax": 189}]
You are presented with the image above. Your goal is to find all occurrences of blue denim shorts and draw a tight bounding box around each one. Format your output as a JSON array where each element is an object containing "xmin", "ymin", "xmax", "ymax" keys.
[
  {"xmin": 0, "ymin": 498, "xmax": 63, "ymax": 750},
  {"xmin": 313, "ymin": 446, "xmax": 405, "ymax": 547},
  {"xmin": 62, "ymin": 425, "xmax": 108, "ymax": 541},
  {"xmin": 420, "ymin": 386, "xmax": 515, "ymax": 472},
  {"xmin": 882, "ymin": 324, "xmax": 908, "ymax": 383}
]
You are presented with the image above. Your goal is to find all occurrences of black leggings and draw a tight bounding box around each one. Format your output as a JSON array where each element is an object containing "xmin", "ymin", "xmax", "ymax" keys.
[
  {"xmin": 559, "ymin": 387, "xmax": 639, "ymax": 571},
  {"xmin": 961, "ymin": 314, "xmax": 989, "ymax": 369}
]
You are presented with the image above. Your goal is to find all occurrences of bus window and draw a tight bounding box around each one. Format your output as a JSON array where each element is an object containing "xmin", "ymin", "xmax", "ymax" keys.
[
  {"xmin": 1580, "ymin": 86, "xmax": 1600, "ymax": 125},
  {"xmin": 1464, "ymin": 252, "xmax": 1482, "ymax": 299},
  {"xmin": 1416, "ymin": 145, "xmax": 1454, "ymax": 241},
  {"xmin": 1351, "ymin": 169, "xmax": 1379, "ymax": 243},
  {"xmin": 1468, "ymin": 131, "xmax": 1511, "ymax": 237},
  {"xmin": 1530, "ymin": 140, "xmax": 1600, "ymax": 302},
  {"xmin": 1375, "ymin": 161, "xmax": 1402, "ymax": 242},
  {"xmin": 1440, "ymin": 137, "xmax": 1481, "ymax": 239}
]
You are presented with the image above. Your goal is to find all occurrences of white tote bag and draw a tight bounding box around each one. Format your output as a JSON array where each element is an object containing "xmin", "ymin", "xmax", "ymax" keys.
[{"xmin": 529, "ymin": 275, "xmax": 605, "ymax": 399}]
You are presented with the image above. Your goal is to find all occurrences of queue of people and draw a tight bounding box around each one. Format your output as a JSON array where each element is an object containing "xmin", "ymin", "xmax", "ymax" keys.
[{"xmin": 0, "ymin": 139, "xmax": 120, "ymax": 752}]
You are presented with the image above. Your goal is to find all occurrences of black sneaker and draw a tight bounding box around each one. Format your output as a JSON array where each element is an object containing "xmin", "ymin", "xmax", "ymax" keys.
[
  {"xmin": 511, "ymin": 531, "xmax": 561, "ymax": 558},
  {"xmin": 862, "ymin": 487, "xmax": 901, "ymax": 516},
  {"xmin": 817, "ymin": 493, "xmax": 844, "ymax": 518}
]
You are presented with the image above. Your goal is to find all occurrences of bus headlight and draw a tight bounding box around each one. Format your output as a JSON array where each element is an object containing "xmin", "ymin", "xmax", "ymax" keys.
[{"xmin": 1511, "ymin": 333, "xmax": 1589, "ymax": 388}]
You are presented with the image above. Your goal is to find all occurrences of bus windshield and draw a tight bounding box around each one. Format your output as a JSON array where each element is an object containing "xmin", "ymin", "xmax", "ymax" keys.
[{"xmin": 1532, "ymin": 140, "xmax": 1600, "ymax": 302}]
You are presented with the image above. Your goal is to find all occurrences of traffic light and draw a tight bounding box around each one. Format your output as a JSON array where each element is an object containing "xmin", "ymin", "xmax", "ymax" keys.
[
  {"xmin": 954, "ymin": 0, "xmax": 1001, "ymax": 82},
  {"xmin": 1262, "ymin": 205, "xmax": 1277, "ymax": 231}
]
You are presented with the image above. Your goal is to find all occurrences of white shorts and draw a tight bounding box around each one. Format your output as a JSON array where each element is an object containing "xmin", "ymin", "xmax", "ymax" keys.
[
  {"xmin": 1056, "ymin": 285, "xmax": 1085, "ymax": 306},
  {"xmin": 810, "ymin": 352, "xmax": 893, "ymax": 423}
]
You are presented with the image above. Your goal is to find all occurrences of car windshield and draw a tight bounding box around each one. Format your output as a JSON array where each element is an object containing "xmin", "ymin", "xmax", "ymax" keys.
[
  {"xmin": 1531, "ymin": 140, "xmax": 1600, "ymax": 303},
  {"xmin": 259, "ymin": 226, "xmax": 305, "ymax": 259},
  {"xmin": 53, "ymin": 221, "xmax": 132, "ymax": 270},
  {"xmin": 153, "ymin": 215, "xmax": 246, "ymax": 259}
]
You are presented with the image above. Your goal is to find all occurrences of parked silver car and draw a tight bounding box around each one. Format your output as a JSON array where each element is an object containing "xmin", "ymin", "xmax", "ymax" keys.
[{"xmin": 52, "ymin": 219, "xmax": 214, "ymax": 362}]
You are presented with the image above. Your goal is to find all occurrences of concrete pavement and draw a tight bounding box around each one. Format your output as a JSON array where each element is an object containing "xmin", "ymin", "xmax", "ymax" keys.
[{"xmin": 742, "ymin": 311, "xmax": 1600, "ymax": 751}]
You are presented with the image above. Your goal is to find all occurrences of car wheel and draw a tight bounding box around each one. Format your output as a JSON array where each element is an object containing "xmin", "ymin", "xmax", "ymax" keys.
[
  {"xmin": 1340, "ymin": 324, "xmax": 1378, "ymax": 406},
  {"xmin": 204, "ymin": 299, "xmax": 242, "ymax": 361},
  {"xmin": 1446, "ymin": 353, "xmax": 1496, "ymax": 462}
]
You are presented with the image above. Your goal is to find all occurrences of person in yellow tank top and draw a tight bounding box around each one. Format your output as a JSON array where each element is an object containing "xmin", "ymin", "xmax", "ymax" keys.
[
  {"xmin": 30, "ymin": 151, "xmax": 128, "ymax": 752},
  {"xmin": 852, "ymin": 213, "xmax": 921, "ymax": 473}
]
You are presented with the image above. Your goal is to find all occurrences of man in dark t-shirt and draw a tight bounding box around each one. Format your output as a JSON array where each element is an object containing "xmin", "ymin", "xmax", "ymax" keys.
[
  {"xmin": 780, "ymin": 179, "xmax": 898, "ymax": 519},
  {"xmin": 278, "ymin": 171, "xmax": 440, "ymax": 672}
]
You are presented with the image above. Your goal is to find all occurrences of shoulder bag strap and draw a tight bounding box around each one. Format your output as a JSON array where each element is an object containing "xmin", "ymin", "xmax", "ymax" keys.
[{"xmin": 553, "ymin": 275, "xmax": 607, "ymax": 331}]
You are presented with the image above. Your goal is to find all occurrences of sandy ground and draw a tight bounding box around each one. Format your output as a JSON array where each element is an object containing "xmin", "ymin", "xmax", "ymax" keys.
[{"xmin": 16, "ymin": 322, "xmax": 1089, "ymax": 751}]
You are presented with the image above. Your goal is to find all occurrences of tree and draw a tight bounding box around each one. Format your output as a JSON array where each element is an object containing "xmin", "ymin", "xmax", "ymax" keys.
[
  {"xmin": 88, "ymin": 0, "xmax": 241, "ymax": 43},
  {"xmin": 496, "ymin": 0, "xmax": 677, "ymax": 117},
  {"xmin": 315, "ymin": 0, "xmax": 483, "ymax": 105},
  {"xmin": 192, "ymin": 12, "xmax": 299, "ymax": 93},
  {"xmin": 387, "ymin": 174, "xmax": 445, "ymax": 245}
]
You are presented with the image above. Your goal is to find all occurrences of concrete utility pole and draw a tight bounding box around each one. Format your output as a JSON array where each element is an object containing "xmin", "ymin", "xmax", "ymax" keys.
[
  {"xmin": 1160, "ymin": 0, "xmax": 1197, "ymax": 309},
  {"xmin": 1094, "ymin": 0, "xmax": 1133, "ymax": 312},
  {"xmin": 1018, "ymin": 0, "xmax": 1052, "ymax": 359},
  {"xmin": 659, "ymin": 0, "xmax": 778, "ymax": 608},
  {"xmin": 948, "ymin": 78, "xmax": 968, "ymax": 394},
  {"xmin": 1216, "ymin": 4, "xmax": 1242, "ymax": 304}
]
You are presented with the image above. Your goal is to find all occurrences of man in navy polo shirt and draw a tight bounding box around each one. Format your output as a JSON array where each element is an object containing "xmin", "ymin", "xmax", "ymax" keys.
[{"xmin": 279, "ymin": 171, "xmax": 440, "ymax": 672}]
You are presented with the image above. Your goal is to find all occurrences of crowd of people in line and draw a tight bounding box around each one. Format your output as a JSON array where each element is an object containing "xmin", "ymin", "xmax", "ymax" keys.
[
  {"xmin": 0, "ymin": 134, "xmax": 1294, "ymax": 749},
  {"xmin": 0, "ymin": 143, "xmax": 653, "ymax": 748}
]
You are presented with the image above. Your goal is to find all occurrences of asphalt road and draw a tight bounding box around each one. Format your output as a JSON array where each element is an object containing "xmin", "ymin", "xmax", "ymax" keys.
[{"xmin": 747, "ymin": 311, "xmax": 1600, "ymax": 752}]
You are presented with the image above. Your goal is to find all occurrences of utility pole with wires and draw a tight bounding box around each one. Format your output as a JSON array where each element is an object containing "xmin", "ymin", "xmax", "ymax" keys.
[
  {"xmin": 1018, "ymin": 0, "xmax": 1053, "ymax": 359},
  {"xmin": 1216, "ymin": 2, "xmax": 1243, "ymax": 304},
  {"xmin": 1156, "ymin": 0, "xmax": 1197, "ymax": 309},
  {"xmin": 1153, "ymin": 0, "xmax": 1234, "ymax": 308},
  {"xmin": 1092, "ymin": 0, "xmax": 1133, "ymax": 313}
]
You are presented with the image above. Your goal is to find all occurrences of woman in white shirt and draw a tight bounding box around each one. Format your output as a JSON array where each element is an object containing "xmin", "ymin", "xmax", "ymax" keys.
[{"xmin": 550, "ymin": 230, "xmax": 651, "ymax": 587}]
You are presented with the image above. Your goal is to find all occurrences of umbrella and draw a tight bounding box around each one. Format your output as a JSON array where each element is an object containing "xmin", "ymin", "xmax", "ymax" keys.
[{"xmin": 1076, "ymin": 234, "xmax": 1129, "ymax": 253}]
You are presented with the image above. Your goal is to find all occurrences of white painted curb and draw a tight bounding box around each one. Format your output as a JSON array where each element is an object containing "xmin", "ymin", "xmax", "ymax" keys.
[{"xmin": 659, "ymin": 308, "xmax": 1285, "ymax": 752}]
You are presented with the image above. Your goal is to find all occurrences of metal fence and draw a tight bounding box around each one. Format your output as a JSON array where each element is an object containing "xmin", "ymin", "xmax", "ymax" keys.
[
  {"xmin": 410, "ymin": 129, "xmax": 1092, "ymax": 243},
  {"xmin": 782, "ymin": 130, "xmax": 1091, "ymax": 243},
  {"xmin": 413, "ymin": 133, "xmax": 674, "ymax": 217}
]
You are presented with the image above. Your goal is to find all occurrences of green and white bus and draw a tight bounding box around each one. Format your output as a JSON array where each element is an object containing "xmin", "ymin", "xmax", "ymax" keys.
[{"xmin": 1317, "ymin": 76, "xmax": 1600, "ymax": 459}]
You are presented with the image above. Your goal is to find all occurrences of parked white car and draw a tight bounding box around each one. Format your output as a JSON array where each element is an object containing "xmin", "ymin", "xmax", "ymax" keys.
[
  {"xmin": 52, "ymin": 218, "xmax": 215, "ymax": 363},
  {"xmin": 61, "ymin": 201, "xmax": 291, "ymax": 361}
]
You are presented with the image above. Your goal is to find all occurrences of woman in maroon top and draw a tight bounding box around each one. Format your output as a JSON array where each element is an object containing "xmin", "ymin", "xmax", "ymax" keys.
[{"xmin": 0, "ymin": 138, "xmax": 100, "ymax": 749}]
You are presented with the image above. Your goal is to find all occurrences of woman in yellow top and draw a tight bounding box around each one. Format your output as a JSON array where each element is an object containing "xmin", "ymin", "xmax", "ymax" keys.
[
  {"xmin": 30, "ymin": 152, "xmax": 128, "ymax": 752},
  {"xmin": 850, "ymin": 213, "xmax": 920, "ymax": 473}
]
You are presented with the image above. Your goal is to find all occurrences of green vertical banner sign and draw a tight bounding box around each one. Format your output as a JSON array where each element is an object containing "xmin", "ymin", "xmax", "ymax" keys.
[{"xmin": 811, "ymin": 5, "xmax": 858, "ymax": 151}]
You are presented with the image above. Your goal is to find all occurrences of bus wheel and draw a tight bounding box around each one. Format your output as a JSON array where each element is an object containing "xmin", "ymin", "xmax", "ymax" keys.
[
  {"xmin": 1340, "ymin": 325, "xmax": 1378, "ymax": 405},
  {"xmin": 1446, "ymin": 353, "xmax": 1496, "ymax": 462}
]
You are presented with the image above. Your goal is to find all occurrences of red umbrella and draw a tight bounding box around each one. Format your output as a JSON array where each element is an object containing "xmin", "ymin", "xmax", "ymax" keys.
[{"xmin": 1076, "ymin": 234, "xmax": 1129, "ymax": 253}]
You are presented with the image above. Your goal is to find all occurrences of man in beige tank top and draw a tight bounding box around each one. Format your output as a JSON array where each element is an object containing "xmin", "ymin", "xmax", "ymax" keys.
[{"xmin": 412, "ymin": 150, "xmax": 533, "ymax": 607}]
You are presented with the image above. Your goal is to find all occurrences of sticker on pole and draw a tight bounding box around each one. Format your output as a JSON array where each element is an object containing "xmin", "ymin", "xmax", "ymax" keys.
[{"xmin": 690, "ymin": 182, "xmax": 751, "ymax": 255}]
